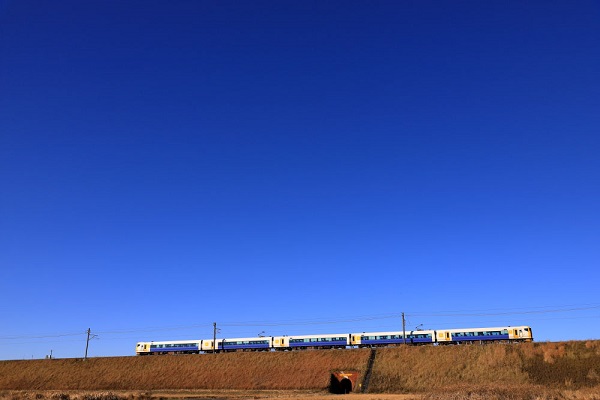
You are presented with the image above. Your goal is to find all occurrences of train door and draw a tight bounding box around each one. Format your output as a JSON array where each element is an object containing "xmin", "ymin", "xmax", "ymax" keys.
[
  {"xmin": 436, "ymin": 331, "xmax": 451, "ymax": 343},
  {"xmin": 273, "ymin": 336, "xmax": 289, "ymax": 349},
  {"xmin": 510, "ymin": 328, "xmax": 520, "ymax": 340}
]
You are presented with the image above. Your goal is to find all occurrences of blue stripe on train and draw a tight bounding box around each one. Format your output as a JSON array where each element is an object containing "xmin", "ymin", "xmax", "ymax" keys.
[
  {"xmin": 450, "ymin": 334, "xmax": 510, "ymax": 341},
  {"xmin": 222, "ymin": 343, "xmax": 270, "ymax": 349},
  {"xmin": 361, "ymin": 338, "xmax": 433, "ymax": 345},
  {"xmin": 290, "ymin": 340, "xmax": 348, "ymax": 347},
  {"xmin": 149, "ymin": 346, "xmax": 199, "ymax": 352}
]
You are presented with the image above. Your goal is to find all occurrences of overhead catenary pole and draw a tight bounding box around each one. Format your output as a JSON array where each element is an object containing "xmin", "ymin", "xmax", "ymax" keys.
[
  {"xmin": 402, "ymin": 313, "xmax": 406, "ymax": 345},
  {"xmin": 84, "ymin": 328, "xmax": 98, "ymax": 359},
  {"xmin": 213, "ymin": 322, "xmax": 217, "ymax": 354},
  {"xmin": 85, "ymin": 328, "xmax": 91, "ymax": 359}
]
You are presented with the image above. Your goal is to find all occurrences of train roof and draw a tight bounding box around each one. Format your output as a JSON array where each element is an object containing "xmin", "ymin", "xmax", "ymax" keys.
[
  {"xmin": 222, "ymin": 336, "xmax": 271, "ymax": 342},
  {"xmin": 276, "ymin": 333, "xmax": 349, "ymax": 339},
  {"xmin": 140, "ymin": 339, "xmax": 201, "ymax": 345},
  {"xmin": 438, "ymin": 326, "xmax": 531, "ymax": 332},
  {"xmin": 355, "ymin": 330, "xmax": 435, "ymax": 336}
]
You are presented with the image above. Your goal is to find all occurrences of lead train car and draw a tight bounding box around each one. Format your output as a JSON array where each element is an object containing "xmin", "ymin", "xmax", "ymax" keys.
[
  {"xmin": 135, "ymin": 325, "xmax": 533, "ymax": 355},
  {"xmin": 436, "ymin": 326, "xmax": 532, "ymax": 344}
]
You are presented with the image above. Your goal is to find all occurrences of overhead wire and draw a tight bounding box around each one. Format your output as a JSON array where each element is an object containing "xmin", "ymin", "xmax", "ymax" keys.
[{"xmin": 2, "ymin": 303, "xmax": 598, "ymax": 343}]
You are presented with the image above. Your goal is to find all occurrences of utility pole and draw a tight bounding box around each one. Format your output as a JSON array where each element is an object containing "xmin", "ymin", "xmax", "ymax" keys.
[
  {"xmin": 402, "ymin": 313, "xmax": 406, "ymax": 345},
  {"xmin": 85, "ymin": 328, "xmax": 91, "ymax": 359},
  {"xmin": 84, "ymin": 328, "xmax": 98, "ymax": 359},
  {"xmin": 213, "ymin": 322, "xmax": 217, "ymax": 354}
]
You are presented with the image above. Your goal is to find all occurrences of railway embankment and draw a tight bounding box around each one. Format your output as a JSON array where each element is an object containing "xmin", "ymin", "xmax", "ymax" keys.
[{"xmin": 1, "ymin": 341, "xmax": 599, "ymax": 397}]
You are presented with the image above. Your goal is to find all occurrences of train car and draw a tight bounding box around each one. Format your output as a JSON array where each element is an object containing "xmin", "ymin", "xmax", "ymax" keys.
[
  {"xmin": 136, "ymin": 340, "xmax": 201, "ymax": 355},
  {"xmin": 221, "ymin": 336, "xmax": 273, "ymax": 351},
  {"xmin": 351, "ymin": 330, "xmax": 435, "ymax": 347},
  {"xmin": 274, "ymin": 333, "xmax": 350, "ymax": 350},
  {"xmin": 436, "ymin": 326, "xmax": 533, "ymax": 344}
]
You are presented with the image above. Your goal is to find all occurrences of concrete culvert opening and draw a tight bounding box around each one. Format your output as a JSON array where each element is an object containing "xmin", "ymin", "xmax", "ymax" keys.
[{"xmin": 330, "ymin": 371, "xmax": 358, "ymax": 394}]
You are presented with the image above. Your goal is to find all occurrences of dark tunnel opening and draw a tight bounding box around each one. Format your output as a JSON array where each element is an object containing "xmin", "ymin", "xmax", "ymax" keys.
[
  {"xmin": 330, "ymin": 374, "xmax": 353, "ymax": 394},
  {"xmin": 340, "ymin": 378, "xmax": 352, "ymax": 393}
]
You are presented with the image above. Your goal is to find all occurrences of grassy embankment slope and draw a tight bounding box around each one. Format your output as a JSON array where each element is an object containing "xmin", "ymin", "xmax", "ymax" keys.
[
  {"xmin": 0, "ymin": 349, "xmax": 370, "ymax": 391},
  {"xmin": 1, "ymin": 341, "xmax": 600, "ymax": 397},
  {"xmin": 373, "ymin": 340, "xmax": 600, "ymax": 398}
]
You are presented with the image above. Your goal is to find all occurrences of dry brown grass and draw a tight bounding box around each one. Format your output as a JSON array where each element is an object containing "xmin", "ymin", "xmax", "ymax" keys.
[
  {"xmin": 369, "ymin": 344, "xmax": 527, "ymax": 392},
  {"xmin": 369, "ymin": 341, "xmax": 600, "ymax": 393},
  {"xmin": 0, "ymin": 391, "xmax": 422, "ymax": 400},
  {"xmin": 519, "ymin": 341, "xmax": 600, "ymax": 390},
  {"xmin": 2, "ymin": 341, "xmax": 600, "ymax": 397},
  {"xmin": 422, "ymin": 385, "xmax": 600, "ymax": 400},
  {"xmin": 0, "ymin": 349, "xmax": 370, "ymax": 391},
  {"xmin": 421, "ymin": 384, "xmax": 566, "ymax": 400}
]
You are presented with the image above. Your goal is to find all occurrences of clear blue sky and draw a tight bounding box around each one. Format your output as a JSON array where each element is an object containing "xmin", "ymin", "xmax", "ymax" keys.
[{"xmin": 1, "ymin": 0, "xmax": 599, "ymax": 360}]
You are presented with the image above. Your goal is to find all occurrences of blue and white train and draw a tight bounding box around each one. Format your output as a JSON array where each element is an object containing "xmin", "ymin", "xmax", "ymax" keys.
[{"xmin": 135, "ymin": 325, "xmax": 533, "ymax": 355}]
